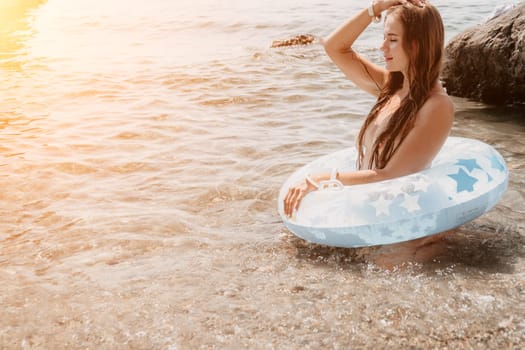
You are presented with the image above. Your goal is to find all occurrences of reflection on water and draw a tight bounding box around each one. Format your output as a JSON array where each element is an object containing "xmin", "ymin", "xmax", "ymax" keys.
[
  {"xmin": 0, "ymin": 0, "xmax": 523, "ymax": 348},
  {"xmin": 0, "ymin": 0, "xmax": 46, "ymax": 70}
]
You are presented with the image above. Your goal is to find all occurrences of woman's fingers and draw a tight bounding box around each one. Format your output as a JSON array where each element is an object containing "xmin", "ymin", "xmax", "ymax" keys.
[
  {"xmin": 407, "ymin": 0, "xmax": 425, "ymax": 6},
  {"xmin": 284, "ymin": 186, "xmax": 304, "ymax": 217},
  {"xmin": 284, "ymin": 187, "xmax": 295, "ymax": 217},
  {"xmin": 283, "ymin": 178, "xmax": 315, "ymax": 217},
  {"xmin": 376, "ymin": 0, "xmax": 403, "ymax": 13},
  {"xmin": 293, "ymin": 189, "xmax": 304, "ymax": 213},
  {"xmin": 289, "ymin": 188, "xmax": 301, "ymax": 217}
]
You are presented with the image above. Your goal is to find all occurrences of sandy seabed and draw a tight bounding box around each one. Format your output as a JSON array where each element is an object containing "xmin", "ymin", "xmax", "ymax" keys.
[{"xmin": 1, "ymin": 208, "xmax": 523, "ymax": 349}]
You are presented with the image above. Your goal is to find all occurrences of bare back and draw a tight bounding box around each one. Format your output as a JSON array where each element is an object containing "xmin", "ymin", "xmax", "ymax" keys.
[{"xmin": 360, "ymin": 84, "xmax": 453, "ymax": 173}]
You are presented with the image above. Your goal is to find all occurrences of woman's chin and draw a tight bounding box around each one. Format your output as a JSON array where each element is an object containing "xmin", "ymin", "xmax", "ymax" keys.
[{"xmin": 385, "ymin": 64, "xmax": 400, "ymax": 72}]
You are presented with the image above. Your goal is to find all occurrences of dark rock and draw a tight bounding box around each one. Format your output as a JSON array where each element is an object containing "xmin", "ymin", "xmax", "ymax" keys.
[{"xmin": 442, "ymin": 3, "xmax": 525, "ymax": 106}]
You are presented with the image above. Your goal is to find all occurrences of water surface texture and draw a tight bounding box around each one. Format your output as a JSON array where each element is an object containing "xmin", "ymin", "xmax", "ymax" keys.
[{"xmin": 1, "ymin": 0, "xmax": 524, "ymax": 348}]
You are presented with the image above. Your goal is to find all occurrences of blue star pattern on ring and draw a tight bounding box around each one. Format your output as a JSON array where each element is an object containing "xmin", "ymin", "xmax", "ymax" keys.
[
  {"xmin": 279, "ymin": 137, "xmax": 509, "ymax": 248},
  {"xmin": 490, "ymin": 155, "xmax": 505, "ymax": 172},
  {"xmin": 448, "ymin": 168, "xmax": 478, "ymax": 193},
  {"xmin": 455, "ymin": 158, "xmax": 482, "ymax": 172}
]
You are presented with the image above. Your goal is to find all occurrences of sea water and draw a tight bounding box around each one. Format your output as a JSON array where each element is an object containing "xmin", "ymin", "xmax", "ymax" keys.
[{"xmin": 0, "ymin": 0, "xmax": 523, "ymax": 348}]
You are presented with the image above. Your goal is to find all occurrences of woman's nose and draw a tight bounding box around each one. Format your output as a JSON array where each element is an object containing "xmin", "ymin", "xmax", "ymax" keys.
[{"xmin": 380, "ymin": 39, "xmax": 387, "ymax": 52}]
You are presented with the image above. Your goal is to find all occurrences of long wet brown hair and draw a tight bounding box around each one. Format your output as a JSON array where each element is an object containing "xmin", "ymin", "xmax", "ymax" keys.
[{"xmin": 357, "ymin": 2, "xmax": 445, "ymax": 170}]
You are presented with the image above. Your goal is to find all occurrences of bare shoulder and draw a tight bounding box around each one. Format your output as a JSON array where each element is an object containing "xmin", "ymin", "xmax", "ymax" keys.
[{"xmin": 416, "ymin": 90, "xmax": 455, "ymax": 127}]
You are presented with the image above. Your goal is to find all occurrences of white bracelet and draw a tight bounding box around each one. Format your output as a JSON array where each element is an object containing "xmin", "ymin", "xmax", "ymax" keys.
[
  {"xmin": 305, "ymin": 174, "xmax": 320, "ymax": 190},
  {"xmin": 368, "ymin": 2, "xmax": 382, "ymax": 23},
  {"xmin": 317, "ymin": 168, "xmax": 344, "ymax": 191},
  {"xmin": 330, "ymin": 167, "xmax": 339, "ymax": 181}
]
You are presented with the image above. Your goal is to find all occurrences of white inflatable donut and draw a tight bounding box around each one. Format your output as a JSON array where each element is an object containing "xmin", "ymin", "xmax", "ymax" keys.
[{"xmin": 278, "ymin": 137, "xmax": 509, "ymax": 247}]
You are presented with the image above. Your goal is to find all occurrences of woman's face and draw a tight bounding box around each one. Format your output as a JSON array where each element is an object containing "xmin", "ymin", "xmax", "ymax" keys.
[{"xmin": 380, "ymin": 15, "xmax": 409, "ymax": 74}]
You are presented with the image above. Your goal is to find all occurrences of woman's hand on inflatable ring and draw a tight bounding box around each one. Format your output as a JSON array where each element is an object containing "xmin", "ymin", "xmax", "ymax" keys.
[{"xmin": 284, "ymin": 178, "xmax": 316, "ymax": 217}]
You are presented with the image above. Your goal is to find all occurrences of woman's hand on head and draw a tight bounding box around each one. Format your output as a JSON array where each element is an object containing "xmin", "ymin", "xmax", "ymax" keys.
[
  {"xmin": 374, "ymin": 0, "xmax": 405, "ymax": 13},
  {"xmin": 375, "ymin": 0, "xmax": 425, "ymax": 13},
  {"xmin": 283, "ymin": 178, "xmax": 317, "ymax": 218},
  {"xmin": 408, "ymin": 0, "xmax": 426, "ymax": 6}
]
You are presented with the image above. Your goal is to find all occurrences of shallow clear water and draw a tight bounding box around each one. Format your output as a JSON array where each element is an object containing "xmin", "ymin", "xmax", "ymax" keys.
[{"xmin": 1, "ymin": 0, "xmax": 524, "ymax": 348}]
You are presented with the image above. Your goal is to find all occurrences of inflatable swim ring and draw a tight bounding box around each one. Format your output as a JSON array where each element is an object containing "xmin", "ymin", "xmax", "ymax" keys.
[{"xmin": 278, "ymin": 137, "xmax": 508, "ymax": 247}]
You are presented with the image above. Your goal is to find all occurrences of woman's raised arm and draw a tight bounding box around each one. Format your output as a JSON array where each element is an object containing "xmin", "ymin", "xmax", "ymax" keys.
[{"xmin": 323, "ymin": 1, "xmax": 401, "ymax": 96}]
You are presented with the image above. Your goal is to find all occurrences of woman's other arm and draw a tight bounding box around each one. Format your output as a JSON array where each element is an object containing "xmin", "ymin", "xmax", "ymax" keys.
[{"xmin": 329, "ymin": 93, "xmax": 454, "ymax": 185}]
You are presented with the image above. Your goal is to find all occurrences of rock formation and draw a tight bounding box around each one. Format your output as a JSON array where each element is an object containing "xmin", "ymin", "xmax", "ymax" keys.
[{"xmin": 442, "ymin": 3, "xmax": 525, "ymax": 106}]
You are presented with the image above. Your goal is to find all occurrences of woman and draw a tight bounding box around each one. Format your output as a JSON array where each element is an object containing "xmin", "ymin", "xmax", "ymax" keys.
[{"xmin": 283, "ymin": 0, "xmax": 454, "ymax": 266}]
